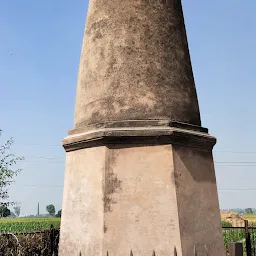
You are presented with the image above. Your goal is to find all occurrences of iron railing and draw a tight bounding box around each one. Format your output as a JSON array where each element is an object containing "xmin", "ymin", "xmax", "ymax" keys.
[
  {"xmin": 223, "ymin": 220, "xmax": 256, "ymax": 256},
  {"xmin": 0, "ymin": 221, "xmax": 255, "ymax": 256}
]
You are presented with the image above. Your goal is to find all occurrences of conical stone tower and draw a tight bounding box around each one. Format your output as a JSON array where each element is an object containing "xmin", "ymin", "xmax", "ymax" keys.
[{"xmin": 59, "ymin": 1, "xmax": 225, "ymax": 255}]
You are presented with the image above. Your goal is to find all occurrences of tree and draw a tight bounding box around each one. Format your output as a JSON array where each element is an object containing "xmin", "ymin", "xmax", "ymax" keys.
[
  {"xmin": 0, "ymin": 130, "xmax": 23, "ymax": 206},
  {"xmin": 10, "ymin": 211, "xmax": 16, "ymax": 218},
  {"xmin": 0, "ymin": 205, "xmax": 11, "ymax": 217},
  {"xmin": 245, "ymin": 208, "xmax": 253, "ymax": 214},
  {"xmin": 14, "ymin": 206, "xmax": 21, "ymax": 217},
  {"xmin": 46, "ymin": 204, "xmax": 55, "ymax": 216},
  {"xmin": 56, "ymin": 209, "xmax": 61, "ymax": 217}
]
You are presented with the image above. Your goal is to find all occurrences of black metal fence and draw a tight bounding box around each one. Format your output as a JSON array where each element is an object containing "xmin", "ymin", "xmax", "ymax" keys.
[
  {"xmin": 0, "ymin": 225, "xmax": 59, "ymax": 256},
  {"xmin": 1, "ymin": 221, "xmax": 256, "ymax": 256},
  {"xmin": 223, "ymin": 220, "xmax": 256, "ymax": 256}
]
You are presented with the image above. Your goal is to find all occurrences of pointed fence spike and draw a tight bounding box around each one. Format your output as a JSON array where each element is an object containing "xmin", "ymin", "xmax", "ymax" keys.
[
  {"xmin": 194, "ymin": 245, "xmax": 197, "ymax": 256},
  {"xmin": 174, "ymin": 246, "xmax": 177, "ymax": 256},
  {"xmin": 204, "ymin": 245, "xmax": 209, "ymax": 256},
  {"xmin": 152, "ymin": 250, "xmax": 156, "ymax": 256},
  {"xmin": 130, "ymin": 250, "xmax": 133, "ymax": 256}
]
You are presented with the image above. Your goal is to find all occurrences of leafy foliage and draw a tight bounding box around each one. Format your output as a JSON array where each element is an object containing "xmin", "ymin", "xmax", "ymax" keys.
[
  {"xmin": 221, "ymin": 220, "xmax": 232, "ymax": 227},
  {"xmin": 46, "ymin": 205, "xmax": 55, "ymax": 216},
  {"xmin": 222, "ymin": 228, "xmax": 246, "ymax": 252},
  {"xmin": 223, "ymin": 208, "xmax": 256, "ymax": 214},
  {"xmin": 0, "ymin": 130, "xmax": 23, "ymax": 206},
  {"xmin": 14, "ymin": 206, "xmax": 21, "ymax": 217},
  {"xmin": 0, "ymin": 205, "xmax": 11, "ymax": 217},
  {"xmin": 245, "ymin": 208, "xmax": 254, "ymax": 214},
  {"xmin": 56, "ymin": 209, "xmax": 61, "ymax": 218}
]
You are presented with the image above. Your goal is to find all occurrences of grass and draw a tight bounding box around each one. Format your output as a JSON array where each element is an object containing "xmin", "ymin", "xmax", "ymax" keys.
[
  {"xmin": 243, "ymin": 214, "xmax": 256, "ymax": 223},
  {"xmin": 0, "ymin": 217, "xmax": 61, "ymax": 233}
]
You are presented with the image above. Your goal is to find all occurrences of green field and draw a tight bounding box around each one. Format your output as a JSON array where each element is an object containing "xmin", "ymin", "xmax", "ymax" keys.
[
  {"xmin": 0, "ymin": 217, "xmax": 61, "ymax": 233},
  {"xmin": 243, "ymin": 214, "xmax": 256, "ymax": 223}
]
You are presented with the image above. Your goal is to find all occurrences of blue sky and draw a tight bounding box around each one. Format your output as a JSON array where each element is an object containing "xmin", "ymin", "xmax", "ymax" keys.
[{"xmin": 0, "ymin": 1, "xmax": 256, "ymax": 215}]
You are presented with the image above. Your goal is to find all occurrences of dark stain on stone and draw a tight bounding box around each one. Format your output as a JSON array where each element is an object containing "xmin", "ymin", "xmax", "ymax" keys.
[
  {"xmin": 172, "ymin": 170, "xmax": 180, "ymax": 189},
  {"xmin": 103, "ymin": 151, "xmax": 122, "ymax": 212},
  {"xmin": 73, "ymin": 0, "xmax": 202, "ymax": 129},
  {"xmin": 104, "ymin": 224, "xmax": 108, "ymax": 233},
  {"xmin": 104, "ymin": 172, "xmax": 122, "ymax": 212}
]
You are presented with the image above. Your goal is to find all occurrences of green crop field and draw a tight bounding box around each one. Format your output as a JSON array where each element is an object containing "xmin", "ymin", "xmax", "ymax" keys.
[
  {"xmin": 0, "ymin": 217, "xmax": 61, "ymax": 233},
  {"xmin": 243, "ymin": 214, "xmax": 256, "ymax": 223}
]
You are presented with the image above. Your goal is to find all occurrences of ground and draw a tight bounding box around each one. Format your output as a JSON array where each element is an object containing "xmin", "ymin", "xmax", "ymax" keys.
[
  {"xmin": 243, "ymin": 214, "xmax": 256, "ymax": 222},
  {"xmin": 0, "ymin": 217, "xmax": 61, "ymax": 233},
  {"xmin": 0, "ymin": 213, "xmax": 255, "ymax": 233}
]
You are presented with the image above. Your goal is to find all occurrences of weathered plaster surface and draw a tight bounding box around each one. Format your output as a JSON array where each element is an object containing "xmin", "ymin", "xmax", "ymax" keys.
[
  {"xmin": 59, "ymin": 146, "xmax": 106, "ymax": 256},
  {"xmin": 74, "ymin": 0, "xmax": 201, "ymax": 129},
  {"xmin": 173, "ymin": 145, "xmax": 225, "ymax": 255},
  {"xmin": 103, "ymin": 145, "xmax": 181, "ymax": 256},
  {"xmin": 59, "ymin": 0, "xmax": 225, "ymax": 255},
  {"xmin": 59, "ymin": 144, "xmax": 225, "ymax": 256}
]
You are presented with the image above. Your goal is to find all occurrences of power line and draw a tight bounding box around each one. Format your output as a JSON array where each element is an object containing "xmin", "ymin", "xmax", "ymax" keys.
[
  {"xmin": 21, "ymin": 161, "xmax": 64, "ymax": 163},
  {"xmin": 12, "ymin": 184, "xmax": 63, "ymax": 188},
  {"xmin": 10, "ymin": 184, "xmax": 256, "ymax": 191},
  {"xmin": 219, "ymin": 189, "xmax": 256, "ymax": 191},
  {"xmin": 18, "ymin": 154, "xmax": 256, "ymax": 164},
  {"xmin": 215, "ymin": 164, "xmax": 256, "ymax": 168},
  {"xmin": 19, "ymin": 144, "xmax": 61, "ymax": 147},
  {"xmin": 14, "ymin": 158, "xmax": 256, "ymax": 167},
  {"xmin": 20, "ymin": 159, "xmax": 256, "ymax": 164},
  {"xmin": 26, "ymin": 156, "xmax": 64, "ymax": 159},
  {"xmin": 216, "ymin": 161, "xmax": 256, "ymax": 164},
  {"xmin": 214, "ymin": 151, "xmax": 256, "ymax": 154},
  {"xmin": 15, "ymin": 144, "xmax": 256, "ymax": 154},
  {"xmin": 22, "ymin": 158, "xmax": 256, "ymax": 163}
]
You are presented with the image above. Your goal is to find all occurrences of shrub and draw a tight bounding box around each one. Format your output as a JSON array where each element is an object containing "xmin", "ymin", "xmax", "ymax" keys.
[{"xmin": 222, "ymin": 220, "xmax": 232, "ymax": 227}]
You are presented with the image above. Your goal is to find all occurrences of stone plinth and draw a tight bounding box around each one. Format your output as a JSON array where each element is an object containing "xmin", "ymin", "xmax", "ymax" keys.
[
  {"xmin": 59, "ymin": 0, "xmax": 225, "ymax": 255},
  {"xmin": 59, "ymin": 124, "xmax": 225, "ymax": 256}
]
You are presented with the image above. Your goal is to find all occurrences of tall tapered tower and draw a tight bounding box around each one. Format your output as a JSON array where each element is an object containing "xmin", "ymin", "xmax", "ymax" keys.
[
  {"xmin": 37, "ymin": 202, "xmax": 39, "ymax": 216},
  {"xmin": 59, "ymin": 1, "xmax": 225, "ymax": 255}
]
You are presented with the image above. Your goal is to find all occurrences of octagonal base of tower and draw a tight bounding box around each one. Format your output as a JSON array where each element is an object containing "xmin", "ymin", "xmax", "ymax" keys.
[{"xmin": 58, "ymin": 124, "xmax": 225, "ymax": 256}]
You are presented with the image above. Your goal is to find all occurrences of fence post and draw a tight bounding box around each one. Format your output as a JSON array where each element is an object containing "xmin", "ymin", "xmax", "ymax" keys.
[
  {"xmin": 229, "ymin": 243, "xmax": 243, "ymax": 256},
  {"xmin": 50, "ymin": 224, "xmax": 54, "ymax": 256},
  {"xmin": 245, "ymin": 220, "xmax": 252, "ymax": 256}
]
